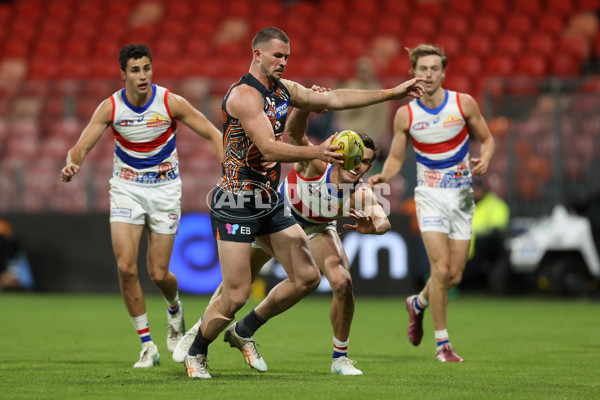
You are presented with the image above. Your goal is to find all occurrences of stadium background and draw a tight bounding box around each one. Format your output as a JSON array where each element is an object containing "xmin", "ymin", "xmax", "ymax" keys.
[{"xmin": 0, "ymin": 0, "xmax": 598, "ymax": 295}]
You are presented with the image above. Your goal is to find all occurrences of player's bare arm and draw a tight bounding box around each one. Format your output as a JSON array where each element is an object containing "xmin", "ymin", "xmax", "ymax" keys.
[
  {"xmin": 60, "ymin": 98, "xmax": 112, "ymax": 182},
  {"xmin": 367, "ymin": 106, "xmax": 411, "ymax": 186},
  {"xmin": 227, "ymin": 85, "xmax": 342, "ymax": 164},
  {"xmin": 282, "ymin": 77, "xmax": 425, "ymax": 111},
  {"xmin": 460, "ymin": 93, "xmax": 495, "ymax": 175},
  {"xmin": 167, "ymin": 92, "xmax": 224, "ymax": 162},
  {"xmin": 344, "ymin": 186, "xmax": 391, "ymax": 234},
  {"xmin": 285, "ymin": 107, "xmax": 329, "ymax": 176}
]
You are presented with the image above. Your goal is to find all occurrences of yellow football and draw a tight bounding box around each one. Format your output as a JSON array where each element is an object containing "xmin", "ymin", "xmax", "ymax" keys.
[{"xmin": 332, "ymin": 130, "xmax": 365, "ymax": 170}]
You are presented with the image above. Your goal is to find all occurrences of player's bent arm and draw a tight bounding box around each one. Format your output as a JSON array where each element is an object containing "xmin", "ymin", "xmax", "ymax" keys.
[
  {"xmin": 460, "ymin": 93, "xmax": 495, "ymax": 175},
  {"xmin": 369, "ymin": 107, "xmax": 410, "ymax": 186},
  {"xmin": 227, "ymin": 86, "xmax": 341, "ymax": 164},
  {"xmin": 345, "ymin": 187, "xmax": 391, "ymax": 234},
  {"xmin": 285, "ymin": 108, "xmax": 327, "ymax": 174},
  {"xmin": 168, "ymin": 92, "xmax": 224, "ymax": 162},
  {"xmin": 61, "ymin": 98, "xmax": 112, "ymax": 182},
  {"xmin": 282, "ymin": 78, "xmax": 425, "ymax": 111}
]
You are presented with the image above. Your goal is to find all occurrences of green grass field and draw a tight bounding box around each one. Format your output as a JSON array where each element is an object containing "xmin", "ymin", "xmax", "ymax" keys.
[{"xmin": 1, "ymin": 293, "xmax": 599, "ymax": 400}]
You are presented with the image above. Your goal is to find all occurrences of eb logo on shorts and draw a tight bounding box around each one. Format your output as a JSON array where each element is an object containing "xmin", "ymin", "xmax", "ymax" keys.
[{"xmin": 111, "ymin": 207, "xmax": 132, "ymax": 218}]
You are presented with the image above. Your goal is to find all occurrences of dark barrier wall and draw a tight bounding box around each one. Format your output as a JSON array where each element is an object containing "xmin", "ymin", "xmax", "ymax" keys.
[{"xmin": 0, "ymin": 213, "xmax": 425, "ymax": 295}]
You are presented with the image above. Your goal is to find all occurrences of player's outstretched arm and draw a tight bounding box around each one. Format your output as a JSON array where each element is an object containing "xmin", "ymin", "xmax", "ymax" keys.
[
  {"xmin": 167, "ymin": 92, "xmax": 224, "ymax": 162},
  {"xmin": 344, "ymin": 187, "xmax": 391, "ymax": 235},
  {"xmin": 368, "ymin": 106, "xmax": 411, "ymax": 187},
  {"xmin": 227, "ymin": 85, "xmax": 342, "ymax": 164},
  {"xmin": 283, "ymin": 77, "xmax": 425, "ymax": 111},
  {"xmin": 60, "ymin": 98, "xmax": 112, "ymax": 182},
  {"xmin": 460, "ymin": 93, "xmax": 495, "ymax": 176}
]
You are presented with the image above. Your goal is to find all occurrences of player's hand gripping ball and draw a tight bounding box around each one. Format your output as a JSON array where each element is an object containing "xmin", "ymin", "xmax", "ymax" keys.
[{"xmin": 332, "ymin": 130, "xmax": 365, "ymax": 170}]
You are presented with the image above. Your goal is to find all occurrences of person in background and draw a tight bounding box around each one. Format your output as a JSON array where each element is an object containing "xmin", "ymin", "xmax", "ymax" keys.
[{"xmin": 0, "ymin": 219, "xmax": 34, "ymax": 291}]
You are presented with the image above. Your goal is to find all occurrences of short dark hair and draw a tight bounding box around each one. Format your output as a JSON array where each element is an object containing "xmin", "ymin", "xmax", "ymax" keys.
[
  {"xmin": 119, "ymin": 44, "xmax": 152, "ymax": 71},
  {"xmin": 357, "ymin": 133, "xmax": 379, "ymax": 161},
  {"xmin": 251, "ymin": 27, "xmax": 289, "ymax": 49}
]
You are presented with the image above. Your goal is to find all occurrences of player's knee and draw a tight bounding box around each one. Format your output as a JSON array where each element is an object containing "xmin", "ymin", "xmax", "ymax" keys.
[
  {"xmin": 328, "ymin": 269, "xmax": 353, "ymax": 297},
  {"xmin": 223, "ymin": 286, "xmax": 252, "ymax": 312},
  {"xmin": 297, "ymin": 265, "xmax": 321, "ymax": 294},
  {"xmin": 148, "ymin": 269, "xmax": 169, "ymax": 286},
  {"xmin": 116, "ymin": 262, "xmax": 137, "ymax": 281},
  {"xmin": 449, "ymin": 273, "xmax": 463, "ymax": 288}
]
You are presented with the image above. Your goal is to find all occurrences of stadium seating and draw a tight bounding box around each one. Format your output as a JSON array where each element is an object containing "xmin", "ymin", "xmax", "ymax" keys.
[{"xmin": 0, "ymin": 0, "xmax": 598, "ymax": 213}]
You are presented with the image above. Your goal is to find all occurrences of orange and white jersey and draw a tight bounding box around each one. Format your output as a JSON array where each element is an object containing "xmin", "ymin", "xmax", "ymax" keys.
[
  {"xmin": 110, "ymin": 84, "xmax": 179, "ymax": 185},
  {"xmin": 407, "ymin": 90, "xmax": 471, "ymax": 189}
]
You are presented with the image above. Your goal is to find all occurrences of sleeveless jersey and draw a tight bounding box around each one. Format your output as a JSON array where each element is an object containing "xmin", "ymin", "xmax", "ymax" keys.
[
  {"xmin": 407, "ymin": 90, "xmax": 471, "ymax": 189},
  {"xmin": 280, "ymin": 164, "xmax": 359, "ymax": 226},
  {"xmin": 218, "ymin": 73, "xmax": 290, "ymax": 196},
  {"xmin": 110, "ymin": 84, "xmax": 179, "ymax": 185}
]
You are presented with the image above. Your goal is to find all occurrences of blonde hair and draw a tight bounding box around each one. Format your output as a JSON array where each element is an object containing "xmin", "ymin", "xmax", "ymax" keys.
[{"xmin": 405, "ymin": 44, "xmax": 448, "ymax": 70}]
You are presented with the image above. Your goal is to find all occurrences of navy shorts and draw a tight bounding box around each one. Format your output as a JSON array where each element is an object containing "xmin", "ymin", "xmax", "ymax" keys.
[{"xmin": 210, "ymin": 187, "xmax": 297, "ymax": 243}]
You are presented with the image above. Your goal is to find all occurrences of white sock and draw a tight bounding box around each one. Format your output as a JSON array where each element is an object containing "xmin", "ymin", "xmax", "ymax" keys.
[
  {"xmin": 435, "ymin": 329, "xmax": 450, "ymax": 351},
  {"xmin": 333, "ymin": 336, "xmax": 349, "ymax": 359},
  {"xmin": 165, "ymin": 292, "xmax": 180, "ymax": 310},
  {"xmin": 131, "ymin": 313, "xmax": 153, "ymax": 345}
]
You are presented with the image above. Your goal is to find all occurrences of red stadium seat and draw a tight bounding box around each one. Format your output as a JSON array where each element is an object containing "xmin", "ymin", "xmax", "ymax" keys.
[
  {"xmin": 514, "ymin": 0, "xmax": 542, "ymax": 17},
  {"xmin": 547, "ymin": 0, "xmax": 575, "ymax": 16},
  {"xmin": 473, "ymin": 14, "xmax": 502, "ymax": 37},
  {"xmin": 448, "ymin": 0, "xmax": 477, "ymax": 15},
  {"xmin": 381, "ymin": 55, "xmax": 411, "ymax": 79},
  {"xmin": 432, "ymin": 35, "xmax": 460, "ymax": 59},
  {"xmin": 339, "ymin": 35, "xmax": 369, "ymax": 59},
  {"xmin": 496, "ymin": 34, "xmax": 524, "ymax": 57},
  {"xmin": 451, "ymin": 55, "xmax": 482, "ymax": 78},
  {"xmin": 481, "ymin": 0, "xmax": 509, "ymax": 16},
  {"xmin": 559, "ymin": 34, "xmax": 591, "ymax": 61},
  {"xmin": 407, "ymin": 15, "xmax": 438, "ymax": 38},
  {"xmin": 504, "ymin": 15, "xmax": 534, "ymax": 36},
  {"xmin": 516, "ymin": 54, "xmax": 547, "ymax": 77},
  {"xmin": 549, "ymin": 53, "xmax": 581, "ymax": 76},
  {"xmin": 537, "ymin": 13, "xmax": 566, "ymax": 37},
  {"xmin": 527, "ymin": 32, "xmax": 556, "ymax": 58},
  {"xmin": 485, "ymin": 54, "xmax": 515, "ymax": 77},
  {"xmin": 444, "ymin": 75, "xmax": 472, "ymax": 94},
  {"xmin": 440, "ymin": 14, "xmax": 469, "ymax": 37},
  {"xmin": 465, "ymin": 35, "xmax": 494, "ymax": 57},
  {"xmin": 579, "ymin": 0, "xmax": 600, "ymax": 11}
]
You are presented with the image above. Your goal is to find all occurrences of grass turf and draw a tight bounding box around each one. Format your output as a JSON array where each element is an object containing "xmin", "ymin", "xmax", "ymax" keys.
[{"xmin": 0, "ymin": 293, "xmax": 598, "ymax": 399}]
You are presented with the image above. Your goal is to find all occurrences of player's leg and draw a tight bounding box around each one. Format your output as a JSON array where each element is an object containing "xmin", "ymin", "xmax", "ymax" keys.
[
  {"xmin": 310, "ymin": 230, "xmax": 362, "ymax": 375},
  {"xmin": 111, "ymin": 221, "xmax": 160, "ymax": 367},
  {"xmin": 146, "ymin": 231, "xmax": 184, "ymax": 352},
  {"xmin": 252, "ymin": 224, "xmax": 321, "ymax": 320},
  {"xmin": 186, "ymin": 240, "xmax": 251, "ymax": 375}
]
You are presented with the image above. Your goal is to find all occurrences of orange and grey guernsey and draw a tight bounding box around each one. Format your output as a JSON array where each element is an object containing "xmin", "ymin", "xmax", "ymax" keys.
[{"xmin": 218, "ymin": 73, "xmax": 290, "ymax": 196}]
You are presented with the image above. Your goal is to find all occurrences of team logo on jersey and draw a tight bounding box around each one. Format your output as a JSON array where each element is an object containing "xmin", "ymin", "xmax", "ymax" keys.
[
  {"xmin": 116, "ymin": 119, "xmax": 135, "ymax": 127},
  {"xmin": 424, "ymin": 169, "xmax": 442, "ymax": 186},
  {"xmin": 168, "ymin": 213, "xmax": 178, "ymax": 220},
  {"xmin": 443, "ymin": 114, "xmax": 464, "ymax": 128},
  {"xmin": 147, "ymin": 114, "xmax": 170, "ymax": 128},
  {"xmin": 119, "ymin": 168, "xmax": 139, "ymax": 181},
  {"xmin": 413, "ymin": 121, "xmax": 429, "ymax": 131}
]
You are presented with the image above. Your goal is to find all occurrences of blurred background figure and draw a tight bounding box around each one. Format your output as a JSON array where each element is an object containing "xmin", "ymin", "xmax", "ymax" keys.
[
  {"xmin": 0, "ymin": 219, "xmax": 34, "ymax": 291},
  {"xmin": 336, "ymin": 57, "xmax": 391, "ymax": 151},
  {"xmin": 461, "ymin": 175, "xmax": 510, "ymax": 292}
]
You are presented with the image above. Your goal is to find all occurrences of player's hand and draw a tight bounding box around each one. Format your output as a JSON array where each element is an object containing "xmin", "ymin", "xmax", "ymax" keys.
[
  {"xmin": 310, "ymin": 85, "xmax": 331, "ymax": 114},
  {"xmin": 367, "ymin": 173, "xmax": 386, "ymax": 187},
  {"xmin": 316, "ymin": 133, "xmax": 344, "ymax": 165},
  {"xmin": 343, "ymin": 208, "xmax": 377, "ymax": 234},
  {"xmin": 60, "ymin": 163, "xmax": 80, "ymax": 183},
  {"xmin": 393, "ymin": 77, "xmax": 426, "ymax": 99},
  {"xmin": 470, "ymin": 157, "xmax": 489, "ymax": 175}
]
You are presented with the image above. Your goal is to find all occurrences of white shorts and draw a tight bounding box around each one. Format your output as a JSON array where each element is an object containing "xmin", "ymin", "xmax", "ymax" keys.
[
  {"xmin": 109, "ymin": 178, "xmax": 182, "ymax": 234},
  {"xmin": 414, "ymin": 186, "xmax": 474, "ymax": 240},
  {"xmin": 251, "ymin": 221, "xmax": 337, "ymax": 249}
]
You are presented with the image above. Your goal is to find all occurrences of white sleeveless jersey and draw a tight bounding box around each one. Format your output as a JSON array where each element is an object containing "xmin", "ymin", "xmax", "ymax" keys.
[
  {"xmin": 407, "ymin": 90, "xmax": 471, "ymax": 188},
  {"xmin": 280, "ymin": 164, "xmax": 359, "ymax": 226},
  {"xmin": 110, "ymin": 84, "xmax": 179, "ymax": 185}
]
